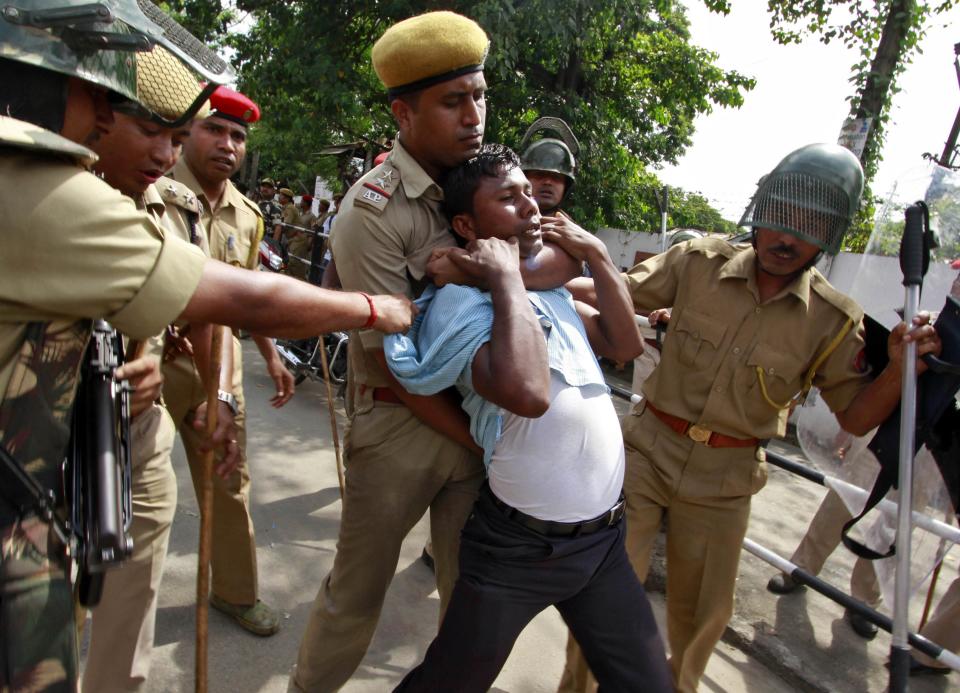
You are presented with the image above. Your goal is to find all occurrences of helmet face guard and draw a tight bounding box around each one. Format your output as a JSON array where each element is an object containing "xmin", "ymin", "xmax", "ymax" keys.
[
  {"xmin": 738, "ymin": 144, "xmax": 864, "ymax": 255},
  {"xmin": 1, "ymin": 1, "xmax": 232, "ymax": 123},
  {"xmin": 520, "ymin": 138, "xmax": 576, "ymax": 193}
]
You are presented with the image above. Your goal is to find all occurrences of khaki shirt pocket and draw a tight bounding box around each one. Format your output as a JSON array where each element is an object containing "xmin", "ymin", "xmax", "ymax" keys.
[
  {"xmin": 220, "ymin": 230, "xmax": 253, "ymax": 268},
  {"xmin": 741, "ymin": 344, "xmax": 805, "ymax": 411},
  {"xmin": 672, "ymin": 309, "xmax": 726, "ymax": 371}
]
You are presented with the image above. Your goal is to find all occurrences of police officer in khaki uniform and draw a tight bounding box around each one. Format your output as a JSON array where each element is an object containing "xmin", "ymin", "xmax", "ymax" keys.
[
  {"xmin": 82, "ymin": 47, "xmax": 232, "ymax": 691},
  {"xmin": 291, "ymin": 14, "xmax": 490, "ymax": 690},
  {"xmin": 291, "ymin": 13, "xmax": 583, "ymax": 691},
  {"xmin": 559, "ymin": 144, "xmax": 942, "ymax": 693},
  {"xmin": 164, "ymin": 85, "xmax": 294, "ymax": 636},
  {"xmin": 286, "ymin": 194, "xmax": 317, "ymax": 280}
]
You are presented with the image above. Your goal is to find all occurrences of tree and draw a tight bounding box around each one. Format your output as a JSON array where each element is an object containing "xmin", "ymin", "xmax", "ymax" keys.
[
  {"xmin": 208, "ymin": 1, "xmax": 753, "ymax": 227},
  {"xmin": 757, "ymin": 0, "xmax": 955, "ymax": 251}
]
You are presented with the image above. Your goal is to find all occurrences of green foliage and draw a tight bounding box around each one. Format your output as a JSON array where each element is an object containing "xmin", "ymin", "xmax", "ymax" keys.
[
  {"xmin": 190, "ymin": 0, "xmax": 752, "ymax": 226},
  {"xmin": 669, "ymin": 189, "xmax": 739, "ymax": 234},
  {"xmin": 157, "ymin": 0, "xmax": 235, "ymax": 44},
  {"xmin": 765, "ymin": 0, "xmax": 956, "ymax": 252}
]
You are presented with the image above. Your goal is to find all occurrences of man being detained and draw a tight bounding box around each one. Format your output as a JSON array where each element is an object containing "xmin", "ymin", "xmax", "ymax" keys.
[{"xmin": 384, "ymin": 144, "xmax": 672, "ymax": 693}]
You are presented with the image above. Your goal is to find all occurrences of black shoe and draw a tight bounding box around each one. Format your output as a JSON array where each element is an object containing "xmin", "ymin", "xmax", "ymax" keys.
[
  {"xmin": 420, "ymin": 547, "xmax": 435, "ymax": 573},
  {"xmin": 845, "ymin": 608, "xmax": 878, "ymax": 640},
  {"xmin": 909, "ymin": 655, "xmax": 951, "ymax": 676},
  {"xmin": 767, "ymin": 572, "xmax": 802, "ymax": 594}
]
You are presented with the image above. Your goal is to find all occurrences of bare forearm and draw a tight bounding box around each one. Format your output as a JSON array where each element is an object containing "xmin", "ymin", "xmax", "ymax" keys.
[
  {"xmin": 835, "ymin": 365, "xmax": 903, "ymax": 436},
  {"xmin": 182, "ymin": 260, "xmax": 374, "ymax": 337},
  {"xmin": 586, "ymin": 249, "xmax": 643, "ymax": 362},
  {"xmin": 252, "ymin": 333, "xmax": 280, "ymax": 368},
  {"xmin": 474, "ymin": 272, "xmax": 550, "ymax": 416}
]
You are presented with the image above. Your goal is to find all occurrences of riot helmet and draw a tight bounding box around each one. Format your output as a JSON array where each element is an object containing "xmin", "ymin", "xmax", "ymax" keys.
[
  {"xmin": 0, "ymin": 0, "xmax": 233, "ymax": 125},
  {"xmin": 518, "ymin": 116, "xmax": 580, "ymax": 207},
  {"xmin": 738, "ymin": 143, "xmax": 864, "ymax": 255},
  {"xmin": 520, "ymin": 138, "xmax": 577, "ymax": 188},
  {"xmin": 668, "ymin": 229, "xmax": 703, "ymax": 247}
]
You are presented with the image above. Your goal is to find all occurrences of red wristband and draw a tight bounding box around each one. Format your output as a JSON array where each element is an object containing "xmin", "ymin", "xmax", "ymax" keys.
[{"xmin": 359, "ymin": 291, "xmax": 377, "ymax": 329}]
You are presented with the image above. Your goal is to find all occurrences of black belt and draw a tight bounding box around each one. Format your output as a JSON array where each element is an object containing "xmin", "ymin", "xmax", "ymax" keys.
[{"xmin": 483, "ymin": 484, "xmax": 625, "ymax": 538}]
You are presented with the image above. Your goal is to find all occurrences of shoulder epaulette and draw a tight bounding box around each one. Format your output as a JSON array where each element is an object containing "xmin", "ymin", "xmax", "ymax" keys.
[
  {"xmin": 0, "ymin": 115, "xmax": 96, "ymax": 167},
  {"xmin": 809, "ymin": 269, "xmax": 864, "ymax": 322},
  {"xmin": 157, "ymin": 176, "xmax": 203, "ymax": 215},
  {"xmin": 687, "ymin": 236, "xmax": 737, "ymax": 260},
  {"xmin": 238, "ymin": 192, "xmax": 264, "ymax": 219},
  {"xmin": 353, "ymin": 164, "xmax": 399, "ymax": 215}
]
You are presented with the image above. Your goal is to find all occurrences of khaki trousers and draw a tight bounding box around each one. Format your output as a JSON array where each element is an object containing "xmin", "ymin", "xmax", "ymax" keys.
[
  {"xmin": 163, "ymin": 337, "xmax": 259, "ymax": 604},
  {"xmin": 292, "ymin": 404, "xmax": 483, "ymax": 692},
  {"xmin": 914, "ymin": 571, "xmax": 960, "ymax": 668},
  {"xmin": 82, "ymin": 403, "xmax": 177, "ymax": 692},
  {"xmin": 561, "ymin": 406, "xmax": 766, "ymax": 693},
  {"xmin": 790, "ymin": 487, "xmax": 881, "ymax": 605}
]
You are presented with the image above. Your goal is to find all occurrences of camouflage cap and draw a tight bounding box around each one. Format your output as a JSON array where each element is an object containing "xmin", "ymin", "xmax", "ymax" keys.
[
  {"xmin": 0, "ymin": 0, "xmax": 231, "ymax": 114},
  {"xmin": 110, "ymin": 45, "xmax": 210, "ymax": 126}
]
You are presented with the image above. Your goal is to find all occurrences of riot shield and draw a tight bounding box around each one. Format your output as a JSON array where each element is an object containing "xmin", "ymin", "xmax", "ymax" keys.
[{"xmin": 796, "ymin": 162, "xmax": 959, "ymax": 607}]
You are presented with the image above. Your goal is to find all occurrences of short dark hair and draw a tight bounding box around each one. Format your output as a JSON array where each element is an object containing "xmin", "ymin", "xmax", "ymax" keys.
[{"xmin": 442, "ymin": 143, "xmax": 520, "ymax": 222}]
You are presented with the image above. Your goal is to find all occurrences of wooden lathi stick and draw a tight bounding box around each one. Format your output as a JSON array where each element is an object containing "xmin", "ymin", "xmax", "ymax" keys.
[
  {"xmin": 196, "ymin": 325, "xmax": 223, "ymax": 693},
  {"xmin": 318, "ymin": 337, "xmax": 345, "ymax": 500}
]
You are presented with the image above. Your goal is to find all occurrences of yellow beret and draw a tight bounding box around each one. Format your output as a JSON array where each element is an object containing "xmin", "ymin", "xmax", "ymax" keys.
[
  {"xmin": 372, "ymin": 11, "xmax": 488, "ymax": 99},
  {"xmin": 134, "ymin": 46, "xmax": 210, "ymax": 122}
]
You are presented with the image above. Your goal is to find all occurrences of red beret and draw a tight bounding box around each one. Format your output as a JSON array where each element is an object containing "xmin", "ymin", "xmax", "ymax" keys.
[
  {"xmin": 373, "ymin": 151, "xmax": 390, "ymax": 166},
  {"xmin": 208, "ymin": 85, "xmax": 260, "ymax": 127},
  {"xmin": 302, "ymin": 194, "xmax": 314, "ymax": 203}
]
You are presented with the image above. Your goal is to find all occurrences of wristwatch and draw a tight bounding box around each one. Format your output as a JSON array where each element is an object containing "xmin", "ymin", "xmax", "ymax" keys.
[{"xmin": 217, "ymin": 389, "xmax": 239, "ymax": 416}]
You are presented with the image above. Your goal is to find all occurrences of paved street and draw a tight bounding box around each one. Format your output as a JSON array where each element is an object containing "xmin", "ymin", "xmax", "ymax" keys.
[{"xmin": 82, "ymin": 341, "xmax": 957, "ymax": 692}]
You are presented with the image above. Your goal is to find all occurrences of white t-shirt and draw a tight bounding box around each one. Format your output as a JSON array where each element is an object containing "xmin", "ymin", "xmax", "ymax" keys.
[{"xmin": 488, "ymin": 371, "xmax": 624, "ymax": 522}]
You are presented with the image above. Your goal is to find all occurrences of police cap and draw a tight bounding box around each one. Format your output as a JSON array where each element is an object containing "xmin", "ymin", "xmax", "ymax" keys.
[
  {"xmin": 278, "ymin": 187, "xmax": 294, "ymax": 198},
  {"xmin": 372, "ymin": 11, "xmax": 488, "ymax": 100},
  {"xmin": 208, "ymin": 85, "xmax": 261, "ymax": 127}
]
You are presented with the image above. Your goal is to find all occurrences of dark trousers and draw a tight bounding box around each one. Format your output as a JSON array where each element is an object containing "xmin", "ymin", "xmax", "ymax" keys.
[{"xmin": 395, "ymin": 489, "xmax": 672, "ymax": 693}]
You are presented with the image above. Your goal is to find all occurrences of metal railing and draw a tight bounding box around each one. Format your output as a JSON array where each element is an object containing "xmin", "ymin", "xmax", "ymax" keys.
[{"xmin": 606, "ymin": 381, "xmax": 960, "ymax": 673}]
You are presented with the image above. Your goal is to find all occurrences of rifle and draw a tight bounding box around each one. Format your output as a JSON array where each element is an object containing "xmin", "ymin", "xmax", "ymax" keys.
[{"xmin": 66, "ymin": 319, "xmax": 135, "ymax": 607}]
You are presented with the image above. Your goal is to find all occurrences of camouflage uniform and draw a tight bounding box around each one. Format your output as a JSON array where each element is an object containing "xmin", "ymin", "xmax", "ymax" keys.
[{"xmin": 0, "ymin": 116, "xmax": 206, "ymax": 690}]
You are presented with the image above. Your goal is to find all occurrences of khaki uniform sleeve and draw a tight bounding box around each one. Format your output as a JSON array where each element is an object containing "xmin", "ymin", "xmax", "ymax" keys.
[
  {"xmin": 623, "ymin": 243, "xmax": 686, "ymax": 313},
  {"xmin": 1, "ymin": 164, "xmax": 205, "ymax": 340},
  {"xmin": 814, "ymin": 318, "xmax": 871, "ymax": 413}
]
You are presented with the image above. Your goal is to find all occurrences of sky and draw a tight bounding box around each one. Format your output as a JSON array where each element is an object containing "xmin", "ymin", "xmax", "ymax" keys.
[{"xmin": 658, "ymin": 3, "xmax": 960, "ymax": 220}]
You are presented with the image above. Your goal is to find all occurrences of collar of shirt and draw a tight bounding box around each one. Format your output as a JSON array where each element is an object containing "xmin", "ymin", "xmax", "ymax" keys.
[
  {"xmin": 170, "ymin": 158, "xmax": 244, "ymax": 215},
  {"xmin": 718, "ymin": 243, "xmax": 812, "ymax": 310},
  {"xmin": 391, "ymin": 136, "xmax": 443, "ymax": 203}
]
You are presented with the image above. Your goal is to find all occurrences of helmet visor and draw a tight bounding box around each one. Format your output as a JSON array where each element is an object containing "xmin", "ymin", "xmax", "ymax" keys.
[{"xmin": 739, "ymin": 171, "xmax": 852, "ymax": 254}]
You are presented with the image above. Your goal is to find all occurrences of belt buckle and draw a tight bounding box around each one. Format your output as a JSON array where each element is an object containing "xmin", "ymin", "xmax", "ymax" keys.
[
  {"xmin": 687, "ymin": 424, "xmax": 712, "ymax": 445},
  {"xmin": 608, "ymin": 500, "xmax": 624, "ymax": 526}
]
